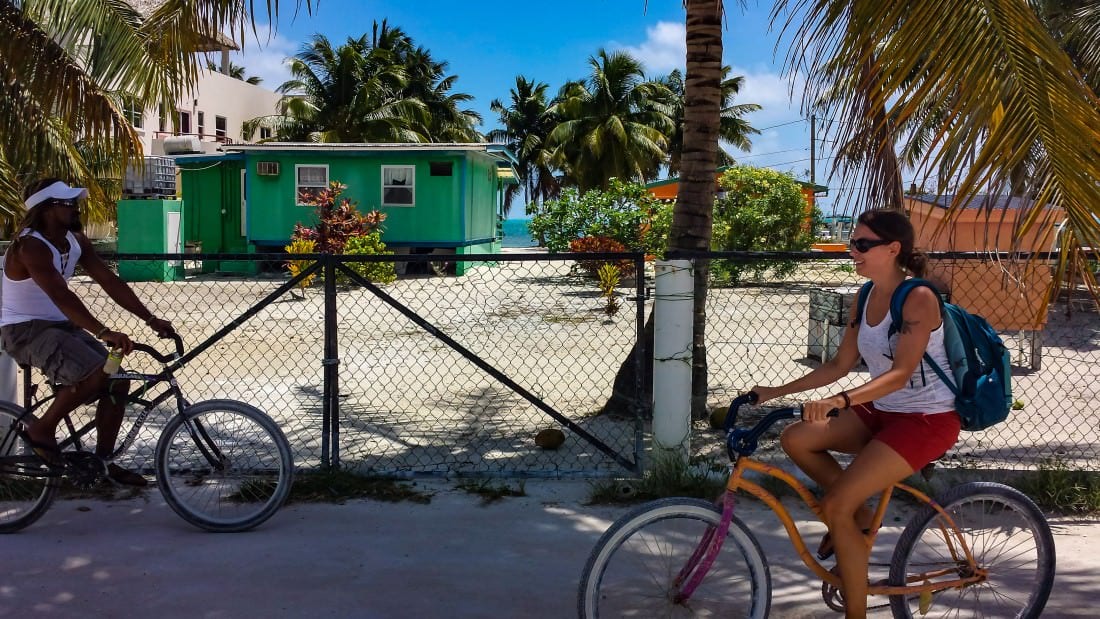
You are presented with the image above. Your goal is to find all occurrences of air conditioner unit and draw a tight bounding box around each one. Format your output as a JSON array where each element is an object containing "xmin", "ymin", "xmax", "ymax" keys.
[{"xmin": 257, "ymin": 161, "xmax": 280, "ymax": 176}]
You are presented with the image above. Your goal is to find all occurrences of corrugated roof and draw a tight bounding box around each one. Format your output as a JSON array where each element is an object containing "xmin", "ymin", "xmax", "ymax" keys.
[
  {"xmin": 227, "ymin": 142, "xmax": 517, "ymax": 162},
  {"xmin": 909, "ymin": 193, "xmax": 1037, "ymax": 211}
]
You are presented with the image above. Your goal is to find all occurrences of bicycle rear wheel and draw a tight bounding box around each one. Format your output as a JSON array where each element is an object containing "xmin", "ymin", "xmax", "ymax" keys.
[
  {"xmin": 888, "ymin": 481, "xmax": 1055, "ymax": 618},
  {"xmin": 578, "ymin": 497, "xmax": 771, "ymax": 618},
  {"xmin": 155, "ymin": 399, "xmax": 293, "ymax": 532},
  {"xmin": 0, "ymin": 403, "xmax": 58, "ymax": 533}
]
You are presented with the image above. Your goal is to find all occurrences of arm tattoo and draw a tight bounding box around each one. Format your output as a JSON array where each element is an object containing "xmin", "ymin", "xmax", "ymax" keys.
[{"xmin": 900, "ymin": 318, "xmax": 920, "ymax": 334}]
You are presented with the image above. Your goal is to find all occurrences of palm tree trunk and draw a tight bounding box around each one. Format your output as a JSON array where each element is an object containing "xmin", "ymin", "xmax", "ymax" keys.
[
  {"xmin": 598, "ymin": 0, "xmax": 723, "ymax": 419},
  {"xmin": 672, "ymin": 0, "xmax": 724, "ymax": 419}
]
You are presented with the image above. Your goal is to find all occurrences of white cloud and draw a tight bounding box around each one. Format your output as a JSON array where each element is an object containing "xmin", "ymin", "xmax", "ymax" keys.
[
  {"xmin": 615, "ymin": 21, "xmax": 686, "ymax": 75},
  {"xmin": 228, "ymin": 24, "xmax": 300, "ymax": 90}
]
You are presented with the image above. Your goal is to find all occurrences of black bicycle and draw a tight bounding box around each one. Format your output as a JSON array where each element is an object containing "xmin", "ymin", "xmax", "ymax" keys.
[{"xmin": 0, "ymin": 333, "xmax": 293, "ymax": 533}]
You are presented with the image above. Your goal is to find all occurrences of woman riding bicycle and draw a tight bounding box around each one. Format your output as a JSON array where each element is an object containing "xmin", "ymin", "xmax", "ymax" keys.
[{"xmin": 750, "ymin": 209, "xmax": 961, "ymax": 619}]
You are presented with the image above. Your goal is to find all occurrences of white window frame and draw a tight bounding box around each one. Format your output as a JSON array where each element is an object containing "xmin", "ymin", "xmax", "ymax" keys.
[
  {"xmin": 123, "ymin": 98, "xmax": 144, "ymax": 129},
  {"xmin": 214, "ymin": 115, "xmax": 228, "ymax": 139},
  {"xmin": 295, "ymin": 164, "xmax": 329, "ymax": 205},
  {"xmin": 381, "ymin": 165, "xmax": 415, "ymax": 207}
]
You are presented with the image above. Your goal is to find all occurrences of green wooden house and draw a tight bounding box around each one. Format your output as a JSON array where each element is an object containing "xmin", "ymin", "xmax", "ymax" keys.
[{"xmin": 174, "ymin": 143, "xmax": 519, "ymax": 274}]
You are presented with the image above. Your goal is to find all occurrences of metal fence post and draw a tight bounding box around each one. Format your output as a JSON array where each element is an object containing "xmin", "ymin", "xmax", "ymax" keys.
[
  {"xmin": 633, "ymin": 253, "xmax": 648, "ymax": 469},
  {"xmin": 322, "ymin": 255, "xmax": 339, "ymax": 468}
]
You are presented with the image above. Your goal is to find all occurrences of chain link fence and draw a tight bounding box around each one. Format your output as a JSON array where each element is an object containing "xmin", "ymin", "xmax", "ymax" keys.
[
  {"xmin": 18, "ymin": 250, "xmax": 1099, "ymax": 477},
  {"xmin": 50, "ymin": 252, "xmax": 647, "ymax": 479},
  {"xmin": 700, "ymin": 252, "xmax": 1099, "ymax": 472}
]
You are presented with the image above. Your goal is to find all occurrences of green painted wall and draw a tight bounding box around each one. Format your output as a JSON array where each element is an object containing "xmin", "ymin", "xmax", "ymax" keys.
[
  {"xmin": 236, "ymin": 150, "xmax": 502, "ymax": 250},
  {"xmin": 177, "ymin": 157, "xmax": 249, "ymax": 272}
]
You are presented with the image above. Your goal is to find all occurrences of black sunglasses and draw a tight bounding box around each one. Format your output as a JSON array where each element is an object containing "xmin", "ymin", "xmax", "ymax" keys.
[
  {"xmin": 46, "ymin": 199, "xmax": 80, "ymax": 209},
  {"xmin": 848, "ymin": 237, "xmax": 893, "ymax": 253}
]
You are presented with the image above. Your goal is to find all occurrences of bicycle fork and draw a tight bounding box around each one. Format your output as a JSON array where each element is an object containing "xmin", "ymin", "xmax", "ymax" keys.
[{"xmin": 672, "ymin": 490, "xmax": 738, "ymax": 603}]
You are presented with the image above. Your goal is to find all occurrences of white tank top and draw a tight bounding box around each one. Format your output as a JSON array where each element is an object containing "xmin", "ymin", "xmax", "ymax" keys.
[
  {"xmin": 857, "ymin": 284, "xmax": 956, "ymax": 413},
  {"xmin": 0, "ymin": 229, "xmax": 81, "ymax": 326}
]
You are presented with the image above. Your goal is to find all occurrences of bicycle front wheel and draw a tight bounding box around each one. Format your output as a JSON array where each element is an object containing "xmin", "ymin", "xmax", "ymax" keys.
[
  {"xmin": 579, "ymin": 497, "xmax": 771, "ymax": 618},
  {"xmin": 0, "ymin": 402, "xmax": 58, "ymax": 533},
  {"xmin": 155, "ymin": 400, "xmax": 293, "ymax": 532},
  {"xmin": 889, "ymin": 481, "xmax": 1055, "ymax": 618}
]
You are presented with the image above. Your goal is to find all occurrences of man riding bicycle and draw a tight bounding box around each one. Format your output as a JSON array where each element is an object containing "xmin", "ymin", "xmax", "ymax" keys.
[{"xmin": 0, "ymin": 178, "xmax": 174, "ymax": 486}]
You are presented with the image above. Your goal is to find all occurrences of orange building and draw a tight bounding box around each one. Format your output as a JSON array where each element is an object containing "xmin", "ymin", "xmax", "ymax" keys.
[
  {"xmin": 904, "ymin": 194, "xmax": 1059, "ymax": 339},
  {"xmin": 904, "ymin": 194, "xmax": 1062, "ymax": 253},
  {"xmin": 645, "ymin": 168, "xmax": 827, "ymax": 210}
]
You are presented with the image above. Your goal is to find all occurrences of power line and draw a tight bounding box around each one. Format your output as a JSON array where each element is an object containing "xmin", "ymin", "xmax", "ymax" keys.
[
  {"xmin": 756, "ymin": 119, "xmax": 804, "ymax": 131},
  {"xmin": 736, "ymin": 147, "xmax": 808, "ymax": 160}
]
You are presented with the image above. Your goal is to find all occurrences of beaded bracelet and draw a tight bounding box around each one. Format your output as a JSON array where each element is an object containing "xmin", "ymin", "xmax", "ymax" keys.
[{"xmin": 838, "ymin": 391, "xmax": 852, "ymax": 409}]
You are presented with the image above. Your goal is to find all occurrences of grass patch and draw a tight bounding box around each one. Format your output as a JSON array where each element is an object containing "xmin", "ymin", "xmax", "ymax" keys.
[
  {"xmin": 1009, "ymin": 458, "xmax": 1100, "ymax": 514},
  {"xmin": 588, "ymin": 454, "xmax": 726, "ymax": 505},
  {"xmin": 455, "ymin": 478, "xmax": 527, "ymax": 505},
  {"xmin": 281, "ymin": 470, "xmax": 433, "ymax": 505}
]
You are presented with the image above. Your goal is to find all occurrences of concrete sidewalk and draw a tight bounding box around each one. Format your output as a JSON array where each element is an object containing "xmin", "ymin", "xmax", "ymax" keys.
[{"xmin": 1, "ymin": 481, "xmax": 1097, "ymax": 618}]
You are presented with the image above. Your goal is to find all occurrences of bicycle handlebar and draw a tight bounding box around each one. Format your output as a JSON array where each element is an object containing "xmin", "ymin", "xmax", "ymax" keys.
[
  {"xmin": 724, "ymin": 391, "xmax": 839, "ymax": 458},
  {"xmin": 129, "ymin": 331, "xmax": 184, "ymax": 365}
]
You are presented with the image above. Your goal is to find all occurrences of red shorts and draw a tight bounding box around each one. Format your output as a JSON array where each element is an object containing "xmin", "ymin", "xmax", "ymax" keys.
[{"xmin": 851, "ymin": 403, "xmax": 961, "ymax": 471}]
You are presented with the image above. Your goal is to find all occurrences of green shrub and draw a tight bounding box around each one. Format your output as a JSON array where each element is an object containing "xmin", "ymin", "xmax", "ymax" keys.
[
  {"xmin": 711, "ymin": 165, "xmax": 821, "ymax": 285},
  {"xmin": 341, "ymin": 232, "xmax": 396, "ymax": 285},
  {"xmin": 528, "ymin": 178, "xmax": 672, "ymax": 253}
]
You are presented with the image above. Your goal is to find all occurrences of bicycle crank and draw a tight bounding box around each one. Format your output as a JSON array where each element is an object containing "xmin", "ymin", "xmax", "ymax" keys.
[{"xmin": 65, "ymin": 452, "xmax": 106, "ymax": 489}]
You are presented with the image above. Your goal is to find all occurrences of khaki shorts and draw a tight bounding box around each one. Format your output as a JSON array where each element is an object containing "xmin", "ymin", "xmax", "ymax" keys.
[{"xmin": 0, "ymin": 320, "xmax": 107, "ymax": 386}]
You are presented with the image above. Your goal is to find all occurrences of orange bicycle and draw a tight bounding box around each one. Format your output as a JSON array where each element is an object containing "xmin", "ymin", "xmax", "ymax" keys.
[{"xmin": 579, "ymin": 392, "xmax": 1055, "ymax": 618}]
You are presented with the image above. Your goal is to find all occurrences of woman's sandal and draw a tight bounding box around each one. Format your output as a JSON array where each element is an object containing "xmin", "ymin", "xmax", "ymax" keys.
[
  {"xmin": 15, "ymin": 426, "xmax": 62, "ymax": 466},
  {"xmin": 816, "ymin": 528, "xmax": 877, "ymax": 561}
]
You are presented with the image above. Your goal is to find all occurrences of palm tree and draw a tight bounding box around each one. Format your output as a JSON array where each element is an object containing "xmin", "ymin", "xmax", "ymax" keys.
[
  {"xmin": 601, "ymin": 1, "xmax": 726, "ymax": 419},
  {"xmin": 0, "ymin": 0, "xmax": 314, "ymax": 230},
  {"xmin": 781, "ymin": 0, "xmax": 1100, "ymax": 285},
  {"xmin": 401, "ymin": 45, "xmax": 483, "ymax": 142},
  {"xmin": 244, "ymin": 33, "xmax": 428, "ymax": 143},
  {"xmin": 246, "ymin": 21, "xmax": 481, "ymax": 144},
  {"xmin": 661, "ymin": 67, "xmax": 761, "ymax": 176},
  {"xmin": 669, "ymin": 0, "xmax": 726, "ymax": 418},
  {"xmin": 488, "ymin": 76, "xmax": 561, "ymax": 215},
  {"xmin": 547, "ymin": 49, "xmax": 675, "ymax": 191}
]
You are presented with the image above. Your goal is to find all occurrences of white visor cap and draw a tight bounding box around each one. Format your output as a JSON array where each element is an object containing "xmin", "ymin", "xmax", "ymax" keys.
[{"xmin": 25, "ymin": 181, "xmax": 89, "ymax": 210}]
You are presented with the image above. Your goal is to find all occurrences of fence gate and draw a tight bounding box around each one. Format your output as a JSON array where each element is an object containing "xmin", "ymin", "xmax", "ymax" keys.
[{"xmin": 328, "ymin": 253, "xmax": 647, "ymax": 478}]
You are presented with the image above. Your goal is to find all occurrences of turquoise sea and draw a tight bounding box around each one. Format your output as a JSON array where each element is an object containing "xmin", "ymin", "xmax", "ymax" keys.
[{"xmin": 502, "ymin": 217, "xmax": 537, "ymax": 248}]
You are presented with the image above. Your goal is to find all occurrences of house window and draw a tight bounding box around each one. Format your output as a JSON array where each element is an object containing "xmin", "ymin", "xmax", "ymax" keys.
[
  {"xmin": 429, "ymin": 161, "xmax": 453, "ymax": 176},
  {"xmin": 382, "ymin": 165, "xmax": 415, "ymax": 206},
  {"xmin": 295, "ymin": 164, "xmax": 329, "ymax": 205},
  {"xmin": 259, "ymin": 127, "xmax": 272, "ymax": 140},
  {"xmin": 158, "ymin": 104, "xmax": 167, "ymax": 132},
  {"xmin": 197, "ymin": 111, "xmax": 205, "ymax": 137},
  {"xmin": 214, "ymin": 115, "xmax": 228, "ymax": 140},
  {"xmin": 178, "ymin": 110, "xmax": 192, "ymax": 134},
  {"xmin": 122, "ymin": 98, "xmax": 143, "ymax": 129}
]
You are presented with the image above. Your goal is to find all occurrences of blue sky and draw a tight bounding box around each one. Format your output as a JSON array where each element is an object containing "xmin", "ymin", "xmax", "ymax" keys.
[{"xmin": 232, "ymin": 0, "xmax": 839, "ymax": 212}]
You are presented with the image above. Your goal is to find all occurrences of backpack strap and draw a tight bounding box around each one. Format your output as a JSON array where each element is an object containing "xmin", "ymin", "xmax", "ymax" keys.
[
  {"xmin": 853, "ymin": 281, "xmax": 873, "ymax": 328},
  {"xmin": 886, "ymin": 278, "xmax": 942, "ymax": 336},
  {"xmin": 888, "ymin": 278, "xmax": 960, "ymax": 393}
]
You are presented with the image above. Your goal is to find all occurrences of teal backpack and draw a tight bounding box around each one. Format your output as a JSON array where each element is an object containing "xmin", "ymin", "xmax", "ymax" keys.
[{"xmin": 855, "ymin": 279, "xmax": 1013, "ymax": 431}]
